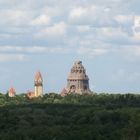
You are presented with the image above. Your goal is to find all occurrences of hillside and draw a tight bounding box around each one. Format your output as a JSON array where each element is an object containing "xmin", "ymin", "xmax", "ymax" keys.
[{"xmin": 0, "ymin": 93, "xmax": 140, "ymax": 140}]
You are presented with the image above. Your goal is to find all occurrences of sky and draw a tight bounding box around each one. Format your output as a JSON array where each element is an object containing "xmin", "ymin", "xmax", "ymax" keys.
[{"xmin": 0, "ymin": 0, "xmax": 140, "ymax": 94}]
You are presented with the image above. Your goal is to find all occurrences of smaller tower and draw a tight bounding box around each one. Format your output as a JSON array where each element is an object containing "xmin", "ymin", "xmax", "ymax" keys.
[
  {"xmin": 27, "ymin": 90, "xmax": 35, "ymax": 99},
  {"xmin": 8, "ymin": 87, "xmax": 16, "ymax": 97},
  {"xmin": 34, "ymin": 71, "xmax": 43, "ymax": 97}
]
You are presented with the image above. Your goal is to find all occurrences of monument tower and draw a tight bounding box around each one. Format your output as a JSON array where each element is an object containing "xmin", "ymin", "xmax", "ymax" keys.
[
  {"xmin": 34, "ymin": 71, "xmax": 43, "ymax": 97},
  {"xmin": 61, "ymin": 61, "xmax": 91, "ymax": 96}
]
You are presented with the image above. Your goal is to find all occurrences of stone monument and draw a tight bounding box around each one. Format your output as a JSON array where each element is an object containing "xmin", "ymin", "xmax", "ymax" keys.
[{"xmin": 61, "ymin": 61, "xmax": 91, "ymax": 96}]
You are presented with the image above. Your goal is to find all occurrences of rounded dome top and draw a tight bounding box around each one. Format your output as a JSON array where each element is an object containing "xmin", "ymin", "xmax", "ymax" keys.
[
  {"xmin": 68, "ymin": 61, "xmax": 89, "ymax": 80},
  {"xmin": 74, "ymin": 61, "xmax": 82, "ymax": 65}
]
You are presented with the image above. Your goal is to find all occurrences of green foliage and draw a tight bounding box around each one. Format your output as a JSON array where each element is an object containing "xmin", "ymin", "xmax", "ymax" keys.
[{"xmin": 0, "ymin": 93, "xmax": 140, "ymax": 140}]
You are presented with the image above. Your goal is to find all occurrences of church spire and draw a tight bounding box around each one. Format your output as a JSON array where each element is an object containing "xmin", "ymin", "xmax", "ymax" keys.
[{"xmin": 34, "ymin": 71, "xmax": 43, "ymax": 97}]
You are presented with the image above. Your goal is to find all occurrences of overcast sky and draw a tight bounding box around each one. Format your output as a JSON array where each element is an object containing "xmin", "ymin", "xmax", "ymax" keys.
[{"xmin": 0, "ymin": 0, "xmax": 140, "ymax": 94}]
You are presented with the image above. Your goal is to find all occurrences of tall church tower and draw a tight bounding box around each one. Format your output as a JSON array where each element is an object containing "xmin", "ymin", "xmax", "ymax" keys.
[
  {"xmin": 66, "ymin": 61, "xmax": 91, "ymax": 95},
  {"xmin": 34, "ymin": 71, "xmax": 43, "ymax": 97}
]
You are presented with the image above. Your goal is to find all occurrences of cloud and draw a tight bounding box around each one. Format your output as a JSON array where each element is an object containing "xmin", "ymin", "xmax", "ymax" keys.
[
  {"xmin": 98, "ymin": 27, "xmax": 131, "ymax": 44},
  {"xmin": 0, "ymin": 46, "xmax": 71, "ymax": 54},
  {"xmin": 132, "ymin": 15, "xmax": 140, "ymax": 39},
  {"xmin": 0, "ymin": 0, "xmax": 140, "ymax": 59},
  {"xmin": 30, "ymin": 14, "xmax": 51, "ymax": 26},
  {"xmin": 68, "ymin": 5, "xmax": 118, "ymax": 27},
  {"xmin": 115, "ymin": 15, "xmax": 134, "ymax": 27},
  {"xmin": 35, "ymin": 22, "xmax": 67, "ymax": 38},
  {"xmin": 0, "ymin": 9, "xmax": 31, "ymax": 26},
  {"xmin": 0, "ymin": 45, "xmax": 110, "ymax": 58},
  {"xmin": 69, "ymin": 7, "xmax": 86, "ymax": 18},
  {"xmin": 77, "ymin": 25, "xmax": 91, "ymax": 32},
  {"xmin": 0, "ymin": 54, "xmax": 25, "ymax": 62},
  {"xmin": 77, "ymin": 46, "xmax": 109, "ymax": 57}
]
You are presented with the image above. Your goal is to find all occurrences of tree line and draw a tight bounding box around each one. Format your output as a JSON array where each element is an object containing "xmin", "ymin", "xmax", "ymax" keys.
[{"xmin": 0, "ymin": 93, "xmax": 140, "ymax": 140}]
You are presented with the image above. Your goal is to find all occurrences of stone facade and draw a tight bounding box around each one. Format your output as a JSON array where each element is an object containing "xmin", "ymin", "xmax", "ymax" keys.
[
  {"xmin": 8, "ymin": 87, "xmax": 16, "ymax": 97},
  {"xmin": 61, "ymin": 61, "xmax": 91, "ymax": 95},
  {"xmin": 34, "ymin": 71, "xmax": 43, "ymax": 97}
]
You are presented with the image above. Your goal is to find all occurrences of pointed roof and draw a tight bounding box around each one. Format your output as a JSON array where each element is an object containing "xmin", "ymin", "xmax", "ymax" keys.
[
  {"xmin": 60, "ymin": 88, "xmax": 68, "ymax": 97},
  {"xmin": 35, "ymin": 71, "xmax": 42, "ymax": 81},
  {"xmin": 27, "ymin": 90, "xmax": 35, "ymax": 99},
  {"xmin": 9, "ymin": 87, "xmax": 16, "ymax": 93}
]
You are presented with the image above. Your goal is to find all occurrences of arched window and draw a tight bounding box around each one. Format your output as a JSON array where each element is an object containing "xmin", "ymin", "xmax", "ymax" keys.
[{"xmin": 70, "ymin": 85, "xmax": 76, "ymax": 93}]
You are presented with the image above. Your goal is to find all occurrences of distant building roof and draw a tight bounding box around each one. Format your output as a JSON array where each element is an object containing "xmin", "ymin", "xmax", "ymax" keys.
[
  {"xmin": 27, "ymin": 91, "xmax": 35, "ymax": 99},
  {"xmin": 60, "ymin": 88, "xmax": 68, "ymax": 97},
  {"xmin": 35, "ymin": 71, "xmax": 42, "ymax": 81},
  {"xmin": 8, "ymin": 87, "xmax": 16, "ymax": 97}
]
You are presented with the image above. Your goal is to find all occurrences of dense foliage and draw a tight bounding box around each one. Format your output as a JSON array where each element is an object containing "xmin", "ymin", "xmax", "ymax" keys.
[{"xmin": 0, "ymin": 93, "xmax": 140, "ymax": 140}]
